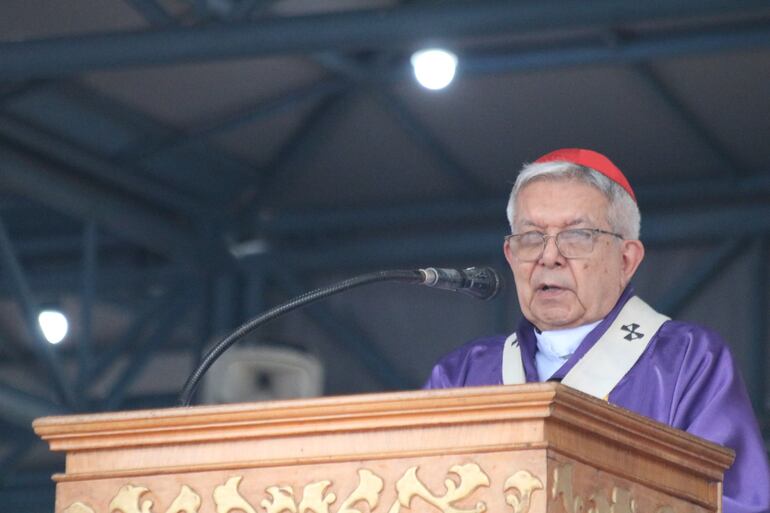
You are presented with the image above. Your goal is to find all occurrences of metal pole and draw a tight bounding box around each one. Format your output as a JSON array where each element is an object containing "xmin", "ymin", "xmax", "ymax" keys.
[
  {"xmin": 0, "ymin": 218, "xmax": 76, "ymax": 409},
  {"xmin": 1, "ymin": 0, "xmax": 767, "ymax": 80},
  {"xmin": 77, "ymin": 221, "xmax": 97, "ymax": 399}
]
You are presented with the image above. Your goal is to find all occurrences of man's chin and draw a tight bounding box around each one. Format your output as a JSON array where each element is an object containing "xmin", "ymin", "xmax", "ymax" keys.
[{"xmin": 529, "ymin": 307, "xmax": 581, "ymax": 331}]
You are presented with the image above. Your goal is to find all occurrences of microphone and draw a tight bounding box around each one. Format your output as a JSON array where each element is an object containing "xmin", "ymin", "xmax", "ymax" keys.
[
  {"xmin": 178, "ymin": 266, "xmax": 502, "ymax": 406},
  {"xmin": 419, "ymin": 266, "xmax": 503, "ymax": 300}
]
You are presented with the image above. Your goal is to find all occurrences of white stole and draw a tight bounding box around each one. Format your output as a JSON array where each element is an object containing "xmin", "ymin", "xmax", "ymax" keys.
[{"xmin": 502, "ymin": 296, "xmax": 670, "ymax": 400}]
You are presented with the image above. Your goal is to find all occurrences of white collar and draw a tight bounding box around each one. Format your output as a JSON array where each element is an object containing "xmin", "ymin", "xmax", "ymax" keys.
[{"xmin": 534, "ymin": 320, "xmax": 601, "ymax": 360}]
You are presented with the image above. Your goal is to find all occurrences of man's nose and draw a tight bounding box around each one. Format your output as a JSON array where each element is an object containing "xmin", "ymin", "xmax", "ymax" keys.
[{"xmin": 539, "ymin": 236, "xmax": 564, "ymax": 266}]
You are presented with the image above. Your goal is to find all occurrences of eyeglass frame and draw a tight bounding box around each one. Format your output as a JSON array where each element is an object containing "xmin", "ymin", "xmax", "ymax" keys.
[{"xmin": 504, "ymin": 228, "xmax": 624, "ymax": 261}]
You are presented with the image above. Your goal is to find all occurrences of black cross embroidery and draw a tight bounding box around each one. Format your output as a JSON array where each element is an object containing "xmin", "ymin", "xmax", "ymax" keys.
[{"xmin": 621, "ymin": 323, "xmax": 643, "ymax": 341}]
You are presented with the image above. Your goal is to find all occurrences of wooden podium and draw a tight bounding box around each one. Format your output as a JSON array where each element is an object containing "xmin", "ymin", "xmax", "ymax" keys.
[{"xmin": 33, "ymin": 383, "xmax": 733, "ymax": 513}]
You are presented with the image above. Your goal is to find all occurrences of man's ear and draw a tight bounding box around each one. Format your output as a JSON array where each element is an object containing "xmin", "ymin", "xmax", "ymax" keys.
[
  {"xmin": 620, "ymin": 239, "xmax": 645, "ymax": 287},
  {"xmin": 503, "ymin": 238, "xmax": 516, "ymax": 269}
]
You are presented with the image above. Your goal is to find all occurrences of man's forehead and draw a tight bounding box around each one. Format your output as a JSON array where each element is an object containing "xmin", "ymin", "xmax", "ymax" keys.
[
  {"xmin": 516, "ymin": 176, "xmax": 604, "ymax": 200},
  {"xmin": 515, "ymin": 181, "xmax": 609, "ymax": 225}
]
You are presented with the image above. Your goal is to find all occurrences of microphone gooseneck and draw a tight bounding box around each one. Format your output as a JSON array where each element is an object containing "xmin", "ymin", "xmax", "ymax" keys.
[{"xmin": 178, "ymin": 266, "xmax": 503, "ymax": 407}]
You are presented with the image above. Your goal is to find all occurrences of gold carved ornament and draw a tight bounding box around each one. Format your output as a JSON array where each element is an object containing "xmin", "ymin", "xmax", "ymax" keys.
[
  {"xmin": 505, "ymin": 470, "xmax": 544, "ymax": 513},
  {"xmin": 61, "ymin": 462, "xmax": 543, "ymax": 513},
  {"xmin": 552, "ymin": 463, "xmax": 676, "ymax": 513},
  {"xmin": 388, "ymin": 463, "xmax": 489, "ymax": 513},
  {"xmin": 258, "ymin": 468, "xmax": 383, "ymax": 513},
  {"xmin": 63, "ymin": 484, "xmax": 201, "ymax": 513}
]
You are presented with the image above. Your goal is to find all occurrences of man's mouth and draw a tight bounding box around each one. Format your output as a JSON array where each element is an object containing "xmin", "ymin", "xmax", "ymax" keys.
[{"xmin": 537, "ymin": 283, "xmax": 568, "ymax": 295}]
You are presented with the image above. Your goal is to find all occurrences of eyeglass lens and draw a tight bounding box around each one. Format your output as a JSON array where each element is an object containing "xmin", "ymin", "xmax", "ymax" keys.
[{"xmin": 510, "ymin": 230, "xmax": 596, "ymax": 261}]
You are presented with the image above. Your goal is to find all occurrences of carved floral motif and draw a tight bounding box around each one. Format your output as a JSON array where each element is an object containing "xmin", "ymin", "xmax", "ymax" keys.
[
  {"xmin": 338, "ymin": 469, "xmax": 385, "ymax": 513},
  {"xmin": 63, "ymin": 484, "xmax": 202, "ymax": 513},
  {"xmin": 62, "ymin": 504, "xmax": 96, "ymax": 513},
  {"xmin": 215, "ymin": 476, "xmax": 258, "ymax": 513},
  {"xmin": 60, "ymin": 462, "xmax": 544, "ymax": 513},
  {"xmin": 504, "ymin": 470, "xmax": 543, "ymax": 513},
  {"xmin": 389, "ymin": 463, "xmax": 490, "ymax": 513},
  {"xmin": 552, "ymin": 463, "xmax": 677, "ymax": 513}
]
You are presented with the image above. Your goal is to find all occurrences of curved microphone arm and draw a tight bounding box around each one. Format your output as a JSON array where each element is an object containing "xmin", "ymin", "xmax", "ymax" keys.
[{"xmin": 178, "ymin": 269, "xmax": 424, "ymax": 406}]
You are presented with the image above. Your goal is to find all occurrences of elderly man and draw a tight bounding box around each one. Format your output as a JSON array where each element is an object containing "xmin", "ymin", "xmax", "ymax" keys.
[{"xmin": 425, "ymin": 148, "xmax": 770, "ymax": 513}]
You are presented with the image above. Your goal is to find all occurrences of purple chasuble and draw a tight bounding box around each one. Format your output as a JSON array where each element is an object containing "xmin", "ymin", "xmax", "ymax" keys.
[{"xmin": 425, "ymin": 286, "xmax": 770, "ymax": 513}]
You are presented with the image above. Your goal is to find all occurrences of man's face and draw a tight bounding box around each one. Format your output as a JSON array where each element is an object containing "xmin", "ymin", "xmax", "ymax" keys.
[{"xmin": 503, "ymin": 179, "xmax": 644, "ymax": 331}]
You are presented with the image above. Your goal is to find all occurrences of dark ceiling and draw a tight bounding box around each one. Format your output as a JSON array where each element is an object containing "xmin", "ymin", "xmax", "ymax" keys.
[{"xmin": 1, "ymin": 1, "xmax": 770, "ymax": 510}]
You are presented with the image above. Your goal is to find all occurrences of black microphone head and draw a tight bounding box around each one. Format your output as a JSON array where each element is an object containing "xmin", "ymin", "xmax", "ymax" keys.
[
  {"xmin": 419, "ymin": 266, "xmax": 503, "ymax": 300},
  {"xmin": 460, "ymin": 266, "xmax": 503, "ymax": 300}
]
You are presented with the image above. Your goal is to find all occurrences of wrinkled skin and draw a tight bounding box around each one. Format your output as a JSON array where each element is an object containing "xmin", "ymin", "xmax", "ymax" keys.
[{"xmin": 503, "ymin": 179, "xmax": 644, "ymax": 331}]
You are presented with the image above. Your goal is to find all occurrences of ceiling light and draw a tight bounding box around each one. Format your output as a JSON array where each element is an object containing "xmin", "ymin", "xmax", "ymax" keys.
[
  {"xmin": 38, "ymin": 309, "xmax": 69, "ymax": 345},
  {"xmin": 410, "ymin": 48, "xmax": 458, "ymax": 90}
]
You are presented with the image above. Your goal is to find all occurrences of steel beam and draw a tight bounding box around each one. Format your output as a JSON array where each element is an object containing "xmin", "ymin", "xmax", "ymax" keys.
[
  {"xmin": 0, "ymin": 324, "xmax": 24, "ymax": 362},
  {"xmin": 0, "ymin": 139, "xmax": 201, "ymax": 264},
  {"xmin": 101, "ymin": 285, "xmax": 198, "ymax": 410},
  {"xmin": 15, "ymin": 23, "xmax": 768, "ymax": 89},
  {"xmin": 0, "ymin": 432, "xmax": 43, "ymax": 497},
  {"xmin": 3, "ymin": 231, "xmax": 120, "ymax": 259},
  {"xmin": 0, "ymin": 219, "xmax": 77, "ymax": 408},
  {"xmin": 637, "ymin": 173, "xmax": 770, "ymax": 207},
  {"xmin": 0, "ymin": 380, "xmax": 64, "ymax": 428},
  {"xmin": 0, "ymin": 114, "xmax": 211, "ymax": 217},
  {"xmin": 88, "ymin": 280, "xmax": 187, "ymax": 386},
  {"xmin": 0, "ymin": 1, "xmax": 767, "ymax": 80},
  {"xmin": 227, "ymin": 0, "xmax": 277, "ymax": 20},
  {"xmin": 262, "ymin": 199, "xmax": 505, "ymax": 236},
  {"xmin": 269, "ymin": 267, "xmax": 415, "ymax": 390},
  {"xmin": 631, "ymin": 62, "xmax": 747, "ymax": 177},
  {"xmin": 258, "ymin": 202, "xmax": 770, "ymax": 272},
  {"xmin": 373, "ymin": 89, "xmax": 488, "ymax": 194},
  {"xmin": 0, "ymin": 438, "xmax": 35, "ymax": 485},
  {"xmin": 0, "ymin": 262, "xmax": 182, "ymax": 298},
  {"xmin": 4, "ymin": 190, "xmax": 770, "ymax": 294},
  {"xmin": 124, "ymin": 0, "xmax": 177, "ymax": 27},
  {"xmin": 40, "ymin": 81, "xmax": 257, "ymax": 204},
  {"xmin": 0, "ymin": 174, "xmax": 768, "ymax": 277},
  {"xmin": 311, "ymin": 52, "xmax": 377, "ymax": 83},
  {"xmin": 642, "ymin": 204, "xmax": 770, "ymax": 246},
  {"xmin": 260, "ymin": 174, "xmax": 770, "ymax": 237},
  {"xmin": 0, "ymin": 81, "xmax": 45, "ymax": 105},
  {"xmin": 127, "ymin": 78, "xmax": 346, "ymax": 161},
  {"xmin": 77, "ymin": 222, "xmax": 97, "ymax": 397},
  {"xmin": 0, "ymin": 478, "xmax": 55, "ymax": 513},
  {"xmin": 235, "ymin": 88, "xmax": 352, "ymax": 209},
  {"xmin": 270, "ymin": 230, "xmax": 505, "ymax": 271},
  {"xmin": 460, "ymin": 25, "xmax": 770, "ymax": 77},
  {"xmin": 656, "ymin": 238, "xmax": 748, "ymax": 316},
  {"xmin": 191, "ymin": 279, "xmax": 213, "ymax": 372},
  {"xmin": 242, "ymin": 265, "xmax": 267, "ymax": 318},
  {"xmin": 211, "ymin": 270, "xmax": 238, "ymax": 336}
]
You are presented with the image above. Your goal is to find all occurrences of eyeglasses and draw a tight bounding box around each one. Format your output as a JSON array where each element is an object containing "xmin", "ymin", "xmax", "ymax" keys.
[{"xmin": 504, "ymin": 228, "xmax": 623, "ymax": 261}]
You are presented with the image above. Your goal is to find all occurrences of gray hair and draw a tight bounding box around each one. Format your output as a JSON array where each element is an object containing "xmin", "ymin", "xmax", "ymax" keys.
[{"xmin": 506, "ymin": 161, "xmax": 641, "ymax": 239}]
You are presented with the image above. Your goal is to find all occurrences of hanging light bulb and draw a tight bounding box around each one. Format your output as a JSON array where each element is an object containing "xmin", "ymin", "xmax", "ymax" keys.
[
  {"xmin": 38, "ymin": 309, "xmax": 69, "ymax": 344},
  {"xmin": 410, "ymin": 48, "xmax": 458, "ymax": 90}
]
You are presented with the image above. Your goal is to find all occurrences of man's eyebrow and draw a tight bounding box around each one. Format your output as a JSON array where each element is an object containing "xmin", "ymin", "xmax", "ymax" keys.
[
  {"xmin": 565, "ymin": 217, "xmax": 589, "ymax": 227},
  {"xmin": 519, "ymin": 218, "xmax": 590, "ymax": 229},
  {"xmin": 520, "ymin": 220, "xmax": 544, "ymax": 229}
]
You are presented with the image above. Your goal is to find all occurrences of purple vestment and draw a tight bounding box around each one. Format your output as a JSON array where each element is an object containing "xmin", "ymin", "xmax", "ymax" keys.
[{"xmin": 425, "ymin": 286, "xmax": 770, "ymax": 513}]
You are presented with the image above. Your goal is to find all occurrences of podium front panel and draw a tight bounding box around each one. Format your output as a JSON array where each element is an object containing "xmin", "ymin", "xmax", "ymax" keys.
[{"xmin": 35, "ymin": 384, "xmax": 732, "ymax": 513}]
